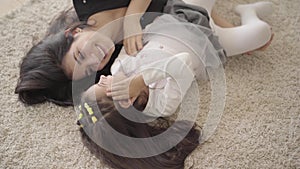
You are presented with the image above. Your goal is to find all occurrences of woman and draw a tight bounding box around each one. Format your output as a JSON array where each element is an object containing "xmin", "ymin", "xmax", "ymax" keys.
[
  {"xmin": 15, "ymin": 0, "xmax": 168, "ymax": 106},
  {"xmin": 15, "ymin": 0, "xmax": 273, "ymax": 106}
]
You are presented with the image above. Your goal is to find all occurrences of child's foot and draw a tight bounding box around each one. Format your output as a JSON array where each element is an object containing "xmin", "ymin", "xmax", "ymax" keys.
[
  {"xmin": 235, "ymin": 1, "xmax": 274, "ymax": 19},
  {"xmin": 244, "ymin": 33, "xmax": 274, "ymax": 55}
]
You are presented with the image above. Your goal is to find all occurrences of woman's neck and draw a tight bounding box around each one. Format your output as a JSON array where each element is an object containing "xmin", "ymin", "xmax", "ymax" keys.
[{"xmin": 88, "ymin": 8, "xmax": 127, "ymax": 43}]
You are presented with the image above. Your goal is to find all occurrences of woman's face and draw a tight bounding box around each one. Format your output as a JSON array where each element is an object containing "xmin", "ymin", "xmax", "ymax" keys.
[{"xmin": 62, "ymin": 28, "xmax": 115, "ymax": 80}]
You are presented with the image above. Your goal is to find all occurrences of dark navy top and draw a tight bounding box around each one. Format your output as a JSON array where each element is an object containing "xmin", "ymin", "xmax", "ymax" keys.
[{"xmin": 73, "ymin": 0, "xmax": 167, "ymax": 21}]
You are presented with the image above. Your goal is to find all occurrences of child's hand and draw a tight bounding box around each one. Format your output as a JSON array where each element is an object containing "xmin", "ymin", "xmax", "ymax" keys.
[
  {"xmin": 107, "ymin": 73, "xmax": 146, "ymax": 101},
  {"xmin": 123, "ymin": 20, "xmax": 143, "ymax": 56}
]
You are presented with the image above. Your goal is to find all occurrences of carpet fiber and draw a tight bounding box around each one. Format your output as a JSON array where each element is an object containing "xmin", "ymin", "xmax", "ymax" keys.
[{"xmin": 0, "ymin": 0, "xmax": 299, "ymax": 168}]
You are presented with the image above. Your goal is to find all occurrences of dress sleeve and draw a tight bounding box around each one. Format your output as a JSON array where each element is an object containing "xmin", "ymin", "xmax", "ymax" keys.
[
  {"xmin": 143, "ymin": 77, "xmax": 182, "ymax": 117},
  {"xmin": 141, "ymin": 52, "xmax": 195, "ymax": 117},
  {"xmin": 141, "ymin": 52, "xmax": 194, "ymax": 88}
]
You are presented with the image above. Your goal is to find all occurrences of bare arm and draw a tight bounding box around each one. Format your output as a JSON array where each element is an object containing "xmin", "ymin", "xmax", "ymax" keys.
[{"xmin": 123, "ymin": 0, "xmax": 152, "ymax": 55}]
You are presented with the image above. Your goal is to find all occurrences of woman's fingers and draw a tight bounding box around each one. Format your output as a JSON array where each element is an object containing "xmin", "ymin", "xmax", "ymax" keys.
[
  {"xmin": 127, "ymin": 37, "xmax": 137, "ymax": 55},
  {"xmin": 123, "ymin": 38, "xmax": 130, "ymax": 55},
  {"xmin": 123, "ymin": 37, "xmax": 132, "ymax": 55},
  {"xmin": 135, "ymin": 34, "xmax": 143, "ymax": 51},
  {"xmin": 131, "ymin": 37, "xmax": 138, "ymax": 53},
  {"xmin": 124, "ymin": 35, "xmax": 143, "ymax": 55}
]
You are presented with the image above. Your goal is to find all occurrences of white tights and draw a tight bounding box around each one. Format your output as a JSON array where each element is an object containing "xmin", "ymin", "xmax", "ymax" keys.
[{"xmin": 182, "ymin": 0, "xmax": 273, "ymax": 56}]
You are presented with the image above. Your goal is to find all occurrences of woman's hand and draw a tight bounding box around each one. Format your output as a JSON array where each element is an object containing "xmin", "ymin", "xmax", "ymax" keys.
[
  {"xmin": 123, "ymin": 21, "xmax": 143, "ymax": 56},
  {"xmin": 107, "ymin": 73, "xmax": 146, "ymax": 100},
  {"xmin": 122, "ymin": 0, "xmax": 151, "ymax": 55}
]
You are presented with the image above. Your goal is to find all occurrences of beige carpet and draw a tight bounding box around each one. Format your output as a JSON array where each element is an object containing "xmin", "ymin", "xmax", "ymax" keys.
[{"xmin": 0, "ymin": 0, "xmax": 299, "ymax": 168}]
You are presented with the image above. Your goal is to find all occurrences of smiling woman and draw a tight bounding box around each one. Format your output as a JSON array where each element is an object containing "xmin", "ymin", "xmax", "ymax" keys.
[
  {"xmin": 15, "ymin": 0, "xmax": 167, "ymax": 106},
  {"xmin": 61, "ymin": 27, "xmax": 115, "ymax": 80}
]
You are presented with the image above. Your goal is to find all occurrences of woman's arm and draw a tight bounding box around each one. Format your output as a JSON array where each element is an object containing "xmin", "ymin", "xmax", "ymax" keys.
[
  {"xmin": 123, "ymin": 0, "xmax": 152, "ymax": 55},
  {"xmin": 125, "ymin": 0, "xmax": 152, "ymax": 17}
]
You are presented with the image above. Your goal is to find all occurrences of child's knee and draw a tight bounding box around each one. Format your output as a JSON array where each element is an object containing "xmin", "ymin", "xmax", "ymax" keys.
[{"xmin": 254, "ymin": 21, "xmax": 272, "ymax": 44}]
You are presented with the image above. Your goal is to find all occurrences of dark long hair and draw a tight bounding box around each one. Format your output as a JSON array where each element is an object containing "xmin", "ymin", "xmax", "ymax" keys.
[
  {"xmin": 15, "ymin": 30, "xmax": 74, "ymax": 106},
  {"xmin": 46, "ymin": 7, "xmax": 79, "ymax": 36},
  {"xmin": 14, "ymin": 8, "xmax": 87, "ymax": 106},
  {"xmin": 15, "ymin": 8, "xmax": 119, "ymax": 106},
  {"xmin": 78, "ymin": 96, "xmax": 200, "ymax": 169}
]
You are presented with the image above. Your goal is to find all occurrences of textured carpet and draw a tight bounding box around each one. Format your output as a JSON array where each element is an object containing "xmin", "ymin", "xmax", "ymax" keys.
[{"xmin": 0, "ymin": 0, "xmax": 299, "ymax": 168}]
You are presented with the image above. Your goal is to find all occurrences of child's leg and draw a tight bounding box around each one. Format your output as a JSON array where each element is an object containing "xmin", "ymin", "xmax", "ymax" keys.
[
  {"xmin": 182, "ymin": 0, "xmax": 273, "ymax": 56},
  {"xmin": 214, "ymin": 2, "xmax": 273, "ymax": 56},
  {"xmin": 181, "ymin": 0, "xmax": 235, "ymax": 29},
  {"xmin": 211, "ymin": 8, "xmax": 234, "ymax": 28}
]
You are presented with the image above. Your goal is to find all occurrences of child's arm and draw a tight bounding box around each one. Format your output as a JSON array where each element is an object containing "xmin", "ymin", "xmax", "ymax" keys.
[
  {"xmin": 123, "ymin": 0, "xmax": 152, "ymax": 55},
  {"xmin": 108, "ymin": 52, "xmax": 195, "ymax": 116},
  {"xmin": 143, "ymin": 77, "xmax": 182, "ymax": 117}
]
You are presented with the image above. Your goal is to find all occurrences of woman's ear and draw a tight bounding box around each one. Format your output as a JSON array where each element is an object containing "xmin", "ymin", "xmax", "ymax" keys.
[{"xmin": 64, "ymin": 28, "xmax": 83, "ymax": 37}]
